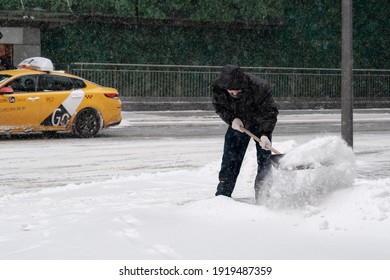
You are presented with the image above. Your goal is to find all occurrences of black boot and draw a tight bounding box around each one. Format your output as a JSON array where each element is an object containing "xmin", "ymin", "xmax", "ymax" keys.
[{"xmin": 215, "ymin": 179, "xmax": 234, "ymax": 197}]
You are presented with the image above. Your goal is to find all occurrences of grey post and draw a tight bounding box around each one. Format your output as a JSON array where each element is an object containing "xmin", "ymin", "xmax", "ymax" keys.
[{"xmin": 341, "ymin": 0, "xmax": 354, "ymax": 147}]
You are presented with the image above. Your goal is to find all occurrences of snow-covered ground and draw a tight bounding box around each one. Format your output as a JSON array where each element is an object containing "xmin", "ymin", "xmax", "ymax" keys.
[{"xmin": 0, "ymin": 110, "xmax": 390, "ymax": 260}]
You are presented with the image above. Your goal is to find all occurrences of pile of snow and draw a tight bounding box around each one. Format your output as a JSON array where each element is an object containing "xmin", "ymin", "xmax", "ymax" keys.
[
  {"xmin": 1, "ymin": 169, "xmax": 389, "ymax": 259},
  {"xmin": 266, "ymin": 136, "xmax": 356, "ymax": 208}
]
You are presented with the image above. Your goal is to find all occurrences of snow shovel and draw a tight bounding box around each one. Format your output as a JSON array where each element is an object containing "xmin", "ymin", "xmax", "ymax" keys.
[
  {"xmin": 241, "ymin": 127, "xmax": 325, "ymax": 170},
  {"xmin": 240, "ymin": 126, "xmax": 284, "ymax": 166}
]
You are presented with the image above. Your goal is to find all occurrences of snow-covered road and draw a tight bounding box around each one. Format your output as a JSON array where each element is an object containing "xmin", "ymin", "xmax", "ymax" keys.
[
  {"xmin": 0, "ymin": 109, "xmax": 390, "ymax": 259},
  {"xmin": 1, "ymin": 109, "xmax": 389, "ymax": 195}
]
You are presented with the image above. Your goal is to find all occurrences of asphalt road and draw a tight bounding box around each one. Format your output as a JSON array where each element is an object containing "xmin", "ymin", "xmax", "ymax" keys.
[
  {"xmin": 1, "ymin": 109, "xmax": 388, "ymax": 141},
  {"xmin": 100, "ymin": 109, "xmax": 390, "ymax": 139}
]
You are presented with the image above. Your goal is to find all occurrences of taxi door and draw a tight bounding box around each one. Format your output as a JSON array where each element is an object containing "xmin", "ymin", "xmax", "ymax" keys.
[
  {"xmin": 0, "ymin": 75, "xmax": 41, "ymax": 130},
  {"xmin": 36, "ymin": 74, "xmax": 83, "ymax": 130}
]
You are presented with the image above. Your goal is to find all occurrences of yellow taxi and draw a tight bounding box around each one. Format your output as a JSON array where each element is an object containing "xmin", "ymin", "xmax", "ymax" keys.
[{"xmin": 0, "ymin": 57, "xmax": 122, "ymax": 137}]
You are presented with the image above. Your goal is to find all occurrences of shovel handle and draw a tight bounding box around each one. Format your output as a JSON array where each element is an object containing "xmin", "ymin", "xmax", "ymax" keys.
[{"xmin": 240, "ymin": 126, "xmax": 283, "ymax": 155}]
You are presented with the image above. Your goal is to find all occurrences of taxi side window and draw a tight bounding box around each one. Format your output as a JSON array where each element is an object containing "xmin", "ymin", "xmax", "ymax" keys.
[
  {"xmin": 72, "ymin": 78, "xmax": 86, "ymax": 89},
  {"xmin": 6, "ymin": 76, "xmax": 38, "ymax": 92},
  {"xmin": 42, "ymin": 75, "xmax": 73, "ymax": 91}
]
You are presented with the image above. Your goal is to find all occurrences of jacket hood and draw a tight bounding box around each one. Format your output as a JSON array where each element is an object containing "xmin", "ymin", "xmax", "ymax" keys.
[{"xmin": 214, "ymin": 64, "xmax": 248, "ymax": 90}]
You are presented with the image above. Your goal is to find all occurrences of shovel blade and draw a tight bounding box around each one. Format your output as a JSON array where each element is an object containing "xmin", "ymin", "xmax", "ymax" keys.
[
  {"xmin": 270, "ymin": 154, "xmax": 284, "ymax": 166},
  {"xmin": 271, "ymin": 153, "xmax": 322, "ymax": 170},
  {"xmin": 271, "ymin": 154, "xmax": 284, "ymax": 168}
]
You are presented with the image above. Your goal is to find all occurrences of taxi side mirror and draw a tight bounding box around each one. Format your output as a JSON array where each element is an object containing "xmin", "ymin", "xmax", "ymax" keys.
[{"xmin": 0, "ymin": 86, "xmax": 14, "ymax": 94}]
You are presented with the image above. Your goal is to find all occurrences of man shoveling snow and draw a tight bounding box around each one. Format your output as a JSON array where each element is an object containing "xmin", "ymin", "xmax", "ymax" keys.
[{"xmin": 211, "ymin": 64, "xmax": 279, "ymax": 203}]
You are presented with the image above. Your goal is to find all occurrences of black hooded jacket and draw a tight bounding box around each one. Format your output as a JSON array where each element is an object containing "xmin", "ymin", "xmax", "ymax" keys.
[{"xmin": 211, "ymin": 65, "xmax": 279, "ymax": 136}]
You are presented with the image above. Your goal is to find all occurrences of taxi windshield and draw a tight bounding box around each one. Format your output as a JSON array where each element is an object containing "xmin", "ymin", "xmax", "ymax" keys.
[{"xmin": 0, "ymin": 75, "xmax": 11, "ymax": 84}]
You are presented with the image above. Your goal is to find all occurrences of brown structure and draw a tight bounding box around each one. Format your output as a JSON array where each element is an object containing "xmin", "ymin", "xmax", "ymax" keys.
[
  {"xmin": 0, "ymin": 9, "xmax": 74, "ymax": 68},
  {"xmin": 0, "ymin": 27, "xmax": 41, "ymax": 68}
]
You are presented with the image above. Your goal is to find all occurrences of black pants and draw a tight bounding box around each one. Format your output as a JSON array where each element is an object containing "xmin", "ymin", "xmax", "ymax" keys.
[{"xmin": 216, "ymin": 125, "xmax": 272, "ymax": 197}]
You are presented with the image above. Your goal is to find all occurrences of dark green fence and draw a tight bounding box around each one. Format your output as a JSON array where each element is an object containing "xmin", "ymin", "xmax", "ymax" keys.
[{"xmin": 70, "ymin": 63, "xmax": 390, "ymax": 100}]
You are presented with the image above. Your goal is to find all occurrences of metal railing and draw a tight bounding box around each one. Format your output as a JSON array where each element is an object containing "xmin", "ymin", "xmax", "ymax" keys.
[{"xmin": 70, "ymin": 63, "xmax": 390, "ymax": 100}]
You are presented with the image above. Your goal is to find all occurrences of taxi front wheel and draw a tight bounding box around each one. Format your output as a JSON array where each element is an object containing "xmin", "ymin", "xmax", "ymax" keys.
[{"xmin": 72, "ymin": 108, "xmax": 101, "ymax": 138}]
